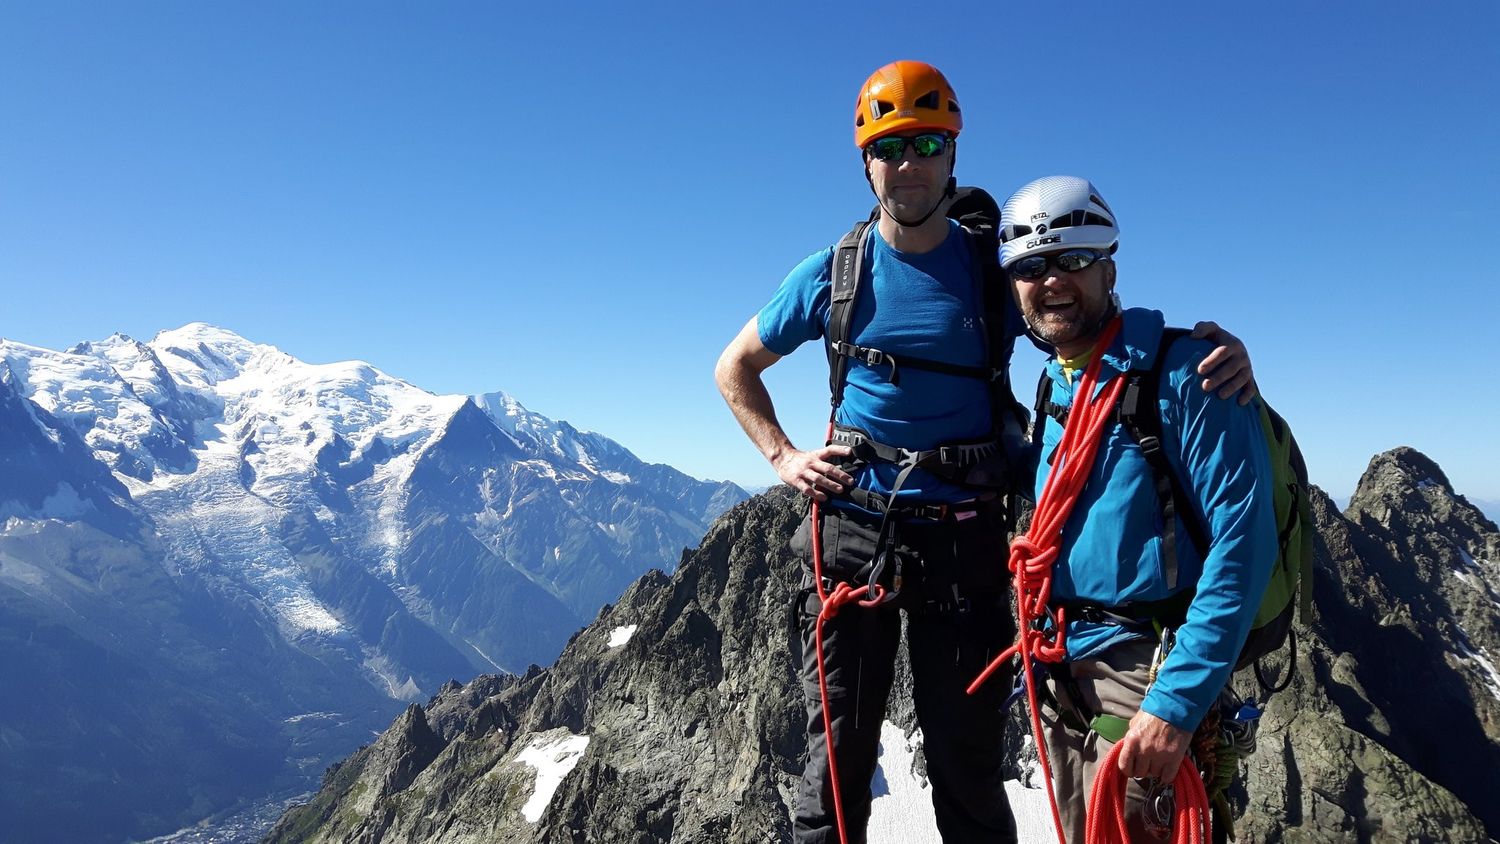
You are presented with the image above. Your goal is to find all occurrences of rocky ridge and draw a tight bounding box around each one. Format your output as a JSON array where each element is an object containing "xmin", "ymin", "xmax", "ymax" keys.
[{"xmin": 269, "ymin": 448, "xmax": 1500, "ymax": 843}]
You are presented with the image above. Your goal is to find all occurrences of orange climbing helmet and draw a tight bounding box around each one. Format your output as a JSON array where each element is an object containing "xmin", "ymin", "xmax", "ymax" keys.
[{"xmin": 853, "ymin": 60, "xmax": 963, "ymax": 149}]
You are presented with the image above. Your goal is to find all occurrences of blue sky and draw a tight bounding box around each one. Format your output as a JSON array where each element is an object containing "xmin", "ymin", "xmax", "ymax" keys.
[{"xmin": 4, "ymin": 2, "xmax": 1498, "ymax": 503}]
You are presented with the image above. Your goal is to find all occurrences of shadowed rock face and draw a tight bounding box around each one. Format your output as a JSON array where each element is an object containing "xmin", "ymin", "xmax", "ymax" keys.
[
  {"xmin": 270, "ymin": 449, "xmax": 1500, "ymax": 844},
  {"xmin": 1235, "ymin": 447, "xmax": 1500, "ymax": 843}
]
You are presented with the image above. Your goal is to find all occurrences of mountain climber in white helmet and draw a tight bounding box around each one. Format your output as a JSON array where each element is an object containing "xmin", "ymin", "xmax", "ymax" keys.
[{"xmin": 995, "ymin": 175, "xmax": 1276, "ymax": 843}]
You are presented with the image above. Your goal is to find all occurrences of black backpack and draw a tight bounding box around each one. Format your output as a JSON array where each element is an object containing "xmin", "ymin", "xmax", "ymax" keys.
[{"xmin": 822, "ymin": 187, "xmax": 1030, "ymax": 499}]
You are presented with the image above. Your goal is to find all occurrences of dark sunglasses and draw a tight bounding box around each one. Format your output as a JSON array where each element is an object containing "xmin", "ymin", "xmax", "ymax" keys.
[
  {"xmin": 865, "ymin": 132, "xmax": 951, "ymax": 162},
  {"xmin": 1009, "ymin": 248, "xmax": 1110, "ymax": 281}
]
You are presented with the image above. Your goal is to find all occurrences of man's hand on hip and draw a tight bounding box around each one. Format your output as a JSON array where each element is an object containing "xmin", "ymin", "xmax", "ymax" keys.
[{"xmin": 775, "ymin": 445, "xmax": 854, "ymax": 502}]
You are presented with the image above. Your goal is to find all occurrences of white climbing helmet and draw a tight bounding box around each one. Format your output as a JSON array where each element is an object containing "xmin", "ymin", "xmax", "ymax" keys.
[{"xmin": 998, "ymin": 176, "xmax": 1120, "ymax": 269}]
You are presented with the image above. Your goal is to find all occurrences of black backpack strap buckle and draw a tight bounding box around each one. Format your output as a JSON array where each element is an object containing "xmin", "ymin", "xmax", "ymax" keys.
[{"xmin": 908, "ymin": 502, "xmax": 949, "ymax": 521}]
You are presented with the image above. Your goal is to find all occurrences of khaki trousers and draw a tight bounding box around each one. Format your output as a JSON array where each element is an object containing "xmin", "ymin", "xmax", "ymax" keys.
[{"xmin": 1039, "ymin": 637, "xmax": 1172, "ymax": 844}]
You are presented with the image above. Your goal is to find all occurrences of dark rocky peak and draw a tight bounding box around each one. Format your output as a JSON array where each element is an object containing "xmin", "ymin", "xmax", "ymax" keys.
[
  {"xmin": 412, "ymin": 398, "xmax": 529, "ymax": 481},
  {"xmin": 1242, "ymin": 455, "xmax": 1500, "ymax": 842},
  {"xmin": 1347, "ymin": 446, "xmax": 1500, "ymax": 596},
  {"xmin": 358, "ymin": 705, "xmax": 446, "ymax": 804},
  {"xmin": 1348, "ymin": 446, "xmax": 1453, "ymax": 530},
  {"xmin": 1359, "ymin": 445, "xmax": 1453, "ymax": 491},
  {"xmin": 424, "ymin": 675, "xmax": 518, "ymax": 742}
]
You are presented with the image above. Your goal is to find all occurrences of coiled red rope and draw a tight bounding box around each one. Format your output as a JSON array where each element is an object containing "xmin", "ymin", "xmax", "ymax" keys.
[
  {"xmin": 1087, "ymin": 741, "xmax": 1209, "ymax": 844},
  {"xmin": 966, "ymin": 317, "xmax": 1127, "ymax": 844}
]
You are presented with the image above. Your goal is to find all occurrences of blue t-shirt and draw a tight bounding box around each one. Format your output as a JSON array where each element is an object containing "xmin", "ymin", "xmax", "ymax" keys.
[{"xmin": 757, "ymin": 220, "xmax": 1018, "ymax": 503}]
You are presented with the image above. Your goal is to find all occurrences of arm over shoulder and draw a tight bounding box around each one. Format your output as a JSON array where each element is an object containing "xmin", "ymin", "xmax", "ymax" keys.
[{"xmin": 1140, "ymin": 339, "xmax": 1278, "ymax": 731}]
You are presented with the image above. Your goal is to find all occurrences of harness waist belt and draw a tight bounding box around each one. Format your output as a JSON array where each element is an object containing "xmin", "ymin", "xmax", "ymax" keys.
[
  {"xmin": 840, "ymin": 487, "xmax": 993, "ymax": 521},
  {"xmin": 830, "ymin": 426, "xmax": 1000, "ymax": 470},
  {"xmin": 1053, "ymin": 594, "xmax": 1193, "ymax": 630}
]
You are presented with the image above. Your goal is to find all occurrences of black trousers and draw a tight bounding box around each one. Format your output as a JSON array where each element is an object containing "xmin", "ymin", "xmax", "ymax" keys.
[{"xmin": 789, "ymin": 503, "xmax": 1019, "ymax": 844}]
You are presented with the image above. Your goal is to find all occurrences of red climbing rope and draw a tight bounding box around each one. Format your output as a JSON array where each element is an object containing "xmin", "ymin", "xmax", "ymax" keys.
[
  {"xmin": 1086, "ymin": 740, "xmax": 1210, "ymax": 844},
  {"xmin": 809, "ymin": 422, "xmax": 892, "ymax": 844},
  {"xmin": 967, "ymin": 316, "xmax": 1126, "ymax": 844}
]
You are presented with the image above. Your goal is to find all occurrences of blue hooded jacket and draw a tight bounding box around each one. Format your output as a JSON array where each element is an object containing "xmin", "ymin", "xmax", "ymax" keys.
[{"xmin": 1032, "ymin": 307, "xmax": 1276, "ymax": 731}]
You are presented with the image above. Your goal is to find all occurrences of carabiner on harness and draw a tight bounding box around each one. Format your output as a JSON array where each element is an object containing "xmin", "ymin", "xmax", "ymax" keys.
[
  {"xmin": 1004, "ymin": 659, "xmax": 1045, "ymax": 713},
  {"xmin": 1147, "ymin": 626, "xmax": 1177, "ymax": 687},
  {"xmin": 861, "ymin": 527, "xmax": 904, "ymax": 603},
  {"xmin": 1143, "ymin": 779, "xmax": 1177, "ymax": 839}
]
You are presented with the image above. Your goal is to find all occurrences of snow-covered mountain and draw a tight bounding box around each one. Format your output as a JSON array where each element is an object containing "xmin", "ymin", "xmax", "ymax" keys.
[{"xmin": 0, "ymin": 324, "xmax": 746, "ymax": 844}]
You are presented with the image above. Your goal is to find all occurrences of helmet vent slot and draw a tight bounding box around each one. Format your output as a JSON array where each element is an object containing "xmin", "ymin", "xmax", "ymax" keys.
[
  {"xmin": 947, "ymin": 99, "xmax": 961, "ymax": 113},
  {"xmin": 1089, "ymin": 194, "xmax": 1113, "ymax": 213},
  {"xmin": 914, "ymin": 90, "xmax": 940, "ymax": 109},
  {"xmin": 873, "ymin": 99, "xmax": 896, "ymax": 118},
  {"xmin": 1052, "ymin": 210, "xmax": 1115, "ymax": 229},
  {"xmin": 999, "ymin": 224, "xmax": 1033, "ymax": 243}
]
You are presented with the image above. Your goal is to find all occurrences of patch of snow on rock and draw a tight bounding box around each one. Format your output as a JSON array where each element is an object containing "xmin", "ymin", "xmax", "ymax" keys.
[
  {"xmin": 868, "ymin": 722, "xmax": 938, "ymax": 842},
  {"xmin": 1461, "ymin": 643, "xmax": 1500, "ymax": 702},
  {"xmin": 606, "ymin": 625, "xmax": 637, "ymax": 648},
  {"xmin": 39, "ymin": 483, "xmax": 91, "ymax": 519},
  {"xmin": 283, "ymin": 711, "xmax": 339, "ymax": 724},
  {"xmin": 866, "ymin": 721, "xmax": 1053, "ymax": 843},
  {"xmin": 517, "ymin": 731, "xmax": 590, "ymax": 823},
  {"xmin": 1454, "ymin": 619, "xmax": 1500, "ymax": 702}
]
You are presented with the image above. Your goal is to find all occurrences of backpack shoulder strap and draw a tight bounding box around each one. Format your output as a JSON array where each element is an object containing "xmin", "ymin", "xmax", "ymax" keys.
[
  {"xmin": 1119, "ymin": 327, "xmax": 1210, "ymax": 591},
  {"xmin": 826, "ymin": 220, "xmax": 872, "ymax": 410},
  {"xmin": 1032, "ymin": 367, "xmax": 1053, "ymax": 452},
  {"xmin": 1282, "ymin": 409, "xmax": 1317, "ymax": 623},
  {"xmin": 958, "ymin": 223, "xmax": 1030, "ymax": 448}
]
